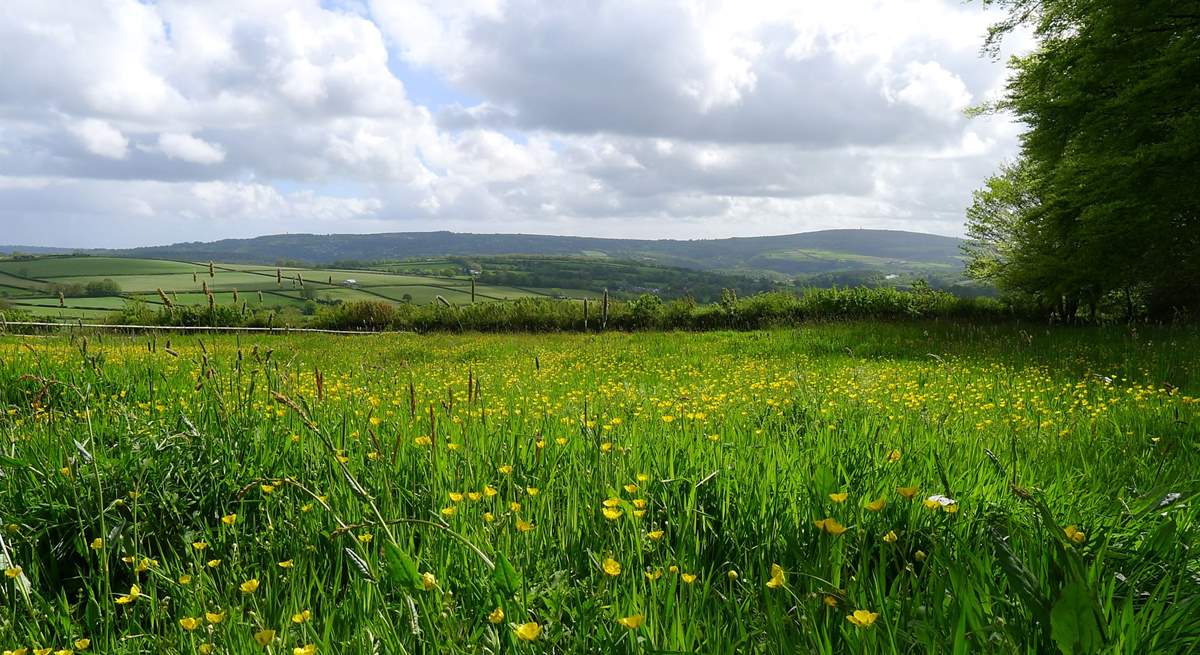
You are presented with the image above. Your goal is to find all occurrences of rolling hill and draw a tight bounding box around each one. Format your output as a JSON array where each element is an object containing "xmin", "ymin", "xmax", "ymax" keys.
[{"xmin": 8, "ymin": 228, "xmax": 966, "ymax": 278}]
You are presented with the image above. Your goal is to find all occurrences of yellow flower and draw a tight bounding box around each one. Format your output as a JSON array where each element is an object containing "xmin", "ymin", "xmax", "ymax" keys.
[
  {"xmin": 90, "ymin": 538, "xmax": 104, "ymax": 550},
  {"xmin": 221, "ymin": 513, "xmax": 237, "ymax": 525},
  {"xmin": 60, "ymin": 466, "xmax": 71, "ymax": 477},
  {"xmin": 488, "ymin": 607, "xmax": 505, "ymax": 624},
  {"xmin": 623, "ymin": 484, "xmax": 638, "ymax": 494},
  {"xmin": 847, "ymin": 609, "xmax": 879, "ymax": 628},
  {"xmin": 293, "ymin": 645, "xmax": 316, "ymax": 655},
  {"xmin": 886, "ymin": 449, "xmax": 902, "ymax": 463},
  {"xmin": 668, "ymin": 565, "xmax": 679, "ymax": 574},
  {"xmin": 440, "ymin": 506, "xmax": 457, "ymax": 517},
  {"xmin": 421, "ymin": 571, "xmax": 437, "ymax": 590},
  {"xmin": 636, "ymin": 473, "xmax": 650, "ymax": 482},
  {"xmin": 766, "ymin": 564, "xmax": 786, "ymax": 589},
  {"xmin": 516, "ymin": 519, "xmax": 534, "ymax": 533},
  {"xmin": 1064, "ymin": 525, "xmax": 1086, "ymax": 544},
  {"xmin": 896, "ymin": 485, "xmax": 919, "ymax": 499},
  {"xmin": 278, "ymin": 559, "xmax": 294, "ymax": 568},
  {"xmin": 467, "ymin": 492, "xmax": 482, "ymax": 502},
  {"xmin": 413, "ymin": 436, "xmax": 432, "ymax": 446},
  {"xmin": 617, "ymin": 614, "xmax": 644, "ymax": 629},
  {"xmin": 292, "ymin": 609, "xmax": 312, "ymax": 624},
  {"xmin": 509, "ymin": 501, "xmax": 521, "ymax": 513},
  {"xmin": 199, "ymin": 645, "xmax": 215, "ymax": 654},
  {"xmin": 647, "ymin": 530, "xmax": 664, "ymax": 540},
  {"xmin": 260, "ymin": 484, "xmax": 275, "ymax": 495},
  {"xmin": 535, "ymin": 439, "xmax": 546, "ymax": 449},
  {"xmin": 914, "ymin": 550, "xmax": 927, "ymax": 562},
  {"xmin": 602, "ymin": 497, "xmax": 620, "ymax": 508},
  {"xmin": 727, "ymin": 569, "xmax": 738, "ymax": 581},
  {"xmin": 681, "ymin": 573, "xmax": 697, "ymax": 584},
  {"xmin": 3, "ymin": 566, "xmax": 21, "ymax": 579},
  {"xmin": 483, "ymin": 512, "xmax": 495, "ymax": 523},
  {"xmin": 240, "ymin": 578, "xmax": 260, "ymax": 594},
  {"xmin": 498, "ymin": 465, "xmax": 513, "ymax": 475},
  {"xmin": 829, "ymin": 492, "xmax": 848, "ymax": 503},
  {"xmin": 514, "ymin": 622, "xmax": 542, "ymax": 641},
  {"xmin": 192, "ymin": 540, "xmax": 208, "ymax": 550},
  {"xmin": 448, "ymin": 492, "xmax": 464, "ymax": 502},
  {"xmin": 602, "ymin": 557, "xmax": 621, "ymax": 576},
  {"xmin": 823, "ymin": 595, "xmax": 838, "ymax": 607},
  {"xmin": 632, "ymin": 498, "xmax": 647, "ymax": 509},
  {"xmin": 525, "ymin": 487, "xmax": 540, "ymax": 496},
  {"xmin": 179, "ymin": 574, "xmax": 193, "ymax": 585},
  {"xmin": 814, "ymin": 517, "xmax": 847, "ymax": 536},
  {"xmin": 7, "ymin": 648, "xmax": 29, "ymax": 655},
  {"xmin": 599, "ymin": 442, "xmax": 612, "ymax": 453},
  {"xmin": 73, "ymin": 640, "xmax": 89, "ymax": 651},
  {"xmin": 645, "ymin": 569, "xmax": 663, "ymax": 581},
  {"xmin": 882, "ymin": 530, "xmax": 898, "ymax": 544},
  {"xmin": 206, "ymin": 611, "xmax": 226, "ymax": 624},
  {"xmin": 864, "ymin": 498, "xmax": 887, "ymax": 512},
  {"xmin": 34, "ymin": 649, "xmax": 51, "ymax": 655},
  {"xmin": 115, "ymin": 583, "xmax": 141, "ymax": 604},
  {"xmin": 207, "ymin": 559, "xmax": 221, "ymax": 568},
  {"xmin": 483, "ymin": 485, "xmax": 498, "ymax": 497},
  {"xmin": 253, "ymin": 629, "xmax": 276, "ymax": 647},
  {"xmin": 180, "ymin": 617, "xmax": 201, "ymax": 631},
  {"xmin": 358, "ymin": 533, "xmax": 373, "ymax": 544},
  {"xmin": 602, "ymin": 508, "xmax": 623, "ymax": 520},
  {"xmin": 555, "ymin": 437, "xmax": 568, "ymax": 446}
]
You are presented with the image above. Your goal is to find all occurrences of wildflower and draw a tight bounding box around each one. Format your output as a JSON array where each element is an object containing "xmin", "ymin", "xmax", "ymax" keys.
[
  {"xmin": 488, "ymin": 607, "xmax": 504, "ymax": 624},
  {"xmin": 440, "ymin": 506, "xmax": 457, "ymax": 517},
  {"xmin": 60, "ymin": 466, "xmax": 71, "ymax": 477},
  {"xmin": 632, "ymin": 498, "xmax": 647, "ymax": 509},
  {"xmin": 602, "ymin": 507, "xmax": 623, "ymax": 520},
  {"xmin": 516, "ymin": 519, "xmax": 534, "ymax": 533},
  {"xmin": 600, "ymin": 442, "xmax": 612, "ymax": 452},
  {"xmin": 278, "ymin": 559, "xmax": 294, "ymax": 568},
  {"xmin": 135, "ymin": 557, "xmax": 156, "ymax": 573},
  {"xmin": 823, "ymin": 595, "xmax": 838, "ymax": 607},
  {"xmin": 206, "ymin": 611, "xmax": 226, "ymax": 624},
  {"xmin": 483, "ymin": 485, "xmax": 498, "ymax": 497},
  {"xmin": 829, "ymin": 492, "xmax": 848, "ymax": 503},
  {"xmin": 199, "ymin": 645, "xmax": 215, "ymax": 654},
  {"xmin": 924, "ymin": 495, "xmax": 957, "ymax": 512},
  {"xmin": 221, "ymin": 513, "xmax": 237, "ymax": 525},
  {"xmin": 90, "ymin": 538, "xmax": 104, "ymax": 550},
  {"xmin": 207, "ymin": 559, "xmax": 222, "ymax": 568},
  {"xmin": 421, "ymin": 571, "xmax": 437, "ymax": 590},
  {"xmin": 260, "ymin": 484, "xmax": 275, "ymax": 495},
  {"xmin": 292, "ymin": 610, "xmax": 312, "ymax": 624},
  {"xmin": 526, "ymin": 487, "xmax": 539, "ymax": 497},
  {"xmin": 73, "ymin": 640, "xmax": 89, "ymax": 651},
  {"xmin": 645, "ymin": 569, "xmax": 663, "ymax": 581},
  {"xmin": 293, "ymin": 645, "xmax": 316, "ymax": 655},
  {"xmin": 1064, "ymin": 525, "xmax": 1086, "ymax": 544},
  {"xmin": 514, "ymin": 622, "xmax": 542, "ymax": 641},
  {"xmin": 896, "ymin": 485, "xmax": 919, "ymax": 499},
  {"xmin": 556, "ymin": 437, "xmax": 568, "ymax": 445},
  {"xmin": 254, "ymin": 629, "xmax": 276, "ymax": 647},
  {"xmin": 3, "ymin": 566, "xmax": 21, "ymax": 579},
  {"xmin": 681, "ymin": 573, "xmax": 697, "ymax": 584},
  {"xmin": 637, "ymin": 473, "xmax": 650, "ymax": 482},
  {"xmin": 115, "ymin": 584, "xmax": 140, "ymax": 604},
  {"xmin": 467, "ymin": 492, "xmax": 482, "ymax": 502},
  {"xmin": 509, "ymin": 501, "xmax": 521, "ymax": 513},
  {"xmin": 602, "ymin": 558, "xmax": 621, "ymax": 576},
  {"xmin": 624, "ymin": 484, "xmax": 638, "ymax": 494},
  {"xmin": 882, "ymin": 530, "xmax": 898, "ymax": 544},
  {"xmin": 535, "ymin": 439, "xmax": 546, "ymax": 449},
  {"xmin": 727, "ymin": 570, "xmax": 738, "ymax": 581},
  {"xmin": 180, "ymin": 617, "xmax": 201, "ymax": 631},
  {"xmin": 301, "ymin": 503, "xmax": 314, "ymax": 512},
  {"xmin": 766, "ymin": 564, "xmax": 786, "ymax": 589},
  {"xmin": 413, "ymin": 436, "xmax": 432, "ymax": 446},
  {"xmin": 847, "ymin": 609, "xmax": 879, "ymax": 628},
  {"xmin": 179, "ymin": 574, "xmax": 193, "ymax": 585},
  {"xmin": 192, "ymin": 541, "xmax": 208, "ymax": 550},
  {"xmin": 864, "ymin": 498, "xmax": 887, "ymax": 512},
  {"xmin": 448, "ymin": 492, "xmax": 464, "ymax": 502},
  {"xmin": 240, "ymin": 578, "xmax": 260, "ymax": 594},
  {"xmin": 34, "ymin": 649, "xmax": 50, "ymax": 655},
  {"xmin": 886, "ymin": 449, "xmax": 901, "ymax": 463},
  {"xmin": 914, "ymin": 550, "xmax": 927, "ymax": 562},
  {"xmin": 358, "ymin": 533, "xmax": 373, "ymax": 544},
  {"xmin": 617, "ymin": 614, "xmax": 645, "ymax": 629},
  {"xmin": 498, "ymin": 465, "xmax": 513, "ymax": 475},
  {"xmin": 483, "ymin": 512, "xmax": 495, "ymax": 523},
  {"xmin": 814, "ymin": 517, "xmax": 847, "ymax": 536}
]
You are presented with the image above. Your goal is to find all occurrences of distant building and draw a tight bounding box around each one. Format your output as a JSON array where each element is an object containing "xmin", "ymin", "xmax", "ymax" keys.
[
  {"xmin": 468, "ymin": 269, "xmax": 482, "ymax": 276},
  {"xmin": 341, "ymin": 279, "xmax": 357, "ymax": 287}
]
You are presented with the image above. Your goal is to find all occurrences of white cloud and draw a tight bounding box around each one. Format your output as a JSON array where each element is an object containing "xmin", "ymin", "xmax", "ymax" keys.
[
  {"xmin": 158, "ymin": 133, "xmax": 226, "ymax": 165},
  {"xmin": 68, "ymin": 119, "xmax": 129, "ymax": 159}
]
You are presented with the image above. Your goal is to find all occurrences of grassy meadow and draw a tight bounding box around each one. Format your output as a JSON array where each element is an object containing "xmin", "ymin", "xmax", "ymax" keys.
[{"xmin": 1, "ymin": 323, "xmax": 1198, "ymax": 653}]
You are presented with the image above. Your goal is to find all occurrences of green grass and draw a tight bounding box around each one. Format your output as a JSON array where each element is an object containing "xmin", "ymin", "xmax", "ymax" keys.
[
  {"xmin": 0, "ymin": 256, "xmax": 197, "ymax": 278},
  {"xmin": 0, "ymin": 323, "xmax": 1197, "ymax": 653}
]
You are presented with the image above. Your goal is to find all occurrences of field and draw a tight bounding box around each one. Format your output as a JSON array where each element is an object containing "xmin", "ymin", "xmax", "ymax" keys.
[
  {"xmin": 0, "ymin": 256, "xmax": 596, "ymax": 321},
  {"xmin": 1, "ymin": 323, "xmax": 1198, "ymax": 653}
]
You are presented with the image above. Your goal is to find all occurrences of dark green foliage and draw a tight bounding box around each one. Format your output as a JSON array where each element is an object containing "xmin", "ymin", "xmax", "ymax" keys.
[{"xmin": 968, "ymin": 0, "xmax": 1200, "ymax": 319}]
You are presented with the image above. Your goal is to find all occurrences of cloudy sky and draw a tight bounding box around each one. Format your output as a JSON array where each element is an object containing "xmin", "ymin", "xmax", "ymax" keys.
[{"xmin": 0, "ymin": 0, "xmax": 1027, "ymax": 248}]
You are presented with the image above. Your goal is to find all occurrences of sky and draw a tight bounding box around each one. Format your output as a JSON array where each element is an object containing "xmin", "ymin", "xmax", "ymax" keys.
[{"xmin": 0, "ymin": 0, "xmax": 1029, "ymax": 248}]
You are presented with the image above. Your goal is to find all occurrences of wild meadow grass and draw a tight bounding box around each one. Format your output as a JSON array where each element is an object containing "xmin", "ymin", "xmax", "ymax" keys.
[{"xmin": 1, "ymin": 323, "xmax": 1198, "ymax": 653}]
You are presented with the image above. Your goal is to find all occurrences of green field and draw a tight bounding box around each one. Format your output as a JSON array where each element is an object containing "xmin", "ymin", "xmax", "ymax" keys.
[
  {"xmin": 0, "ymin": 255, "xmax": 595, "ymax": 321},
  {"xmin": 1, "ymin": 323, "xmax": 1197, "ymax": 653}
]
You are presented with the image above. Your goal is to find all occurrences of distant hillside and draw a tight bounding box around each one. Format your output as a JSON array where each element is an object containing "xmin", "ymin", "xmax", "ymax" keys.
[{"xmin": 103, "ymin": 229, "xmax": 965, "ymax": 279}]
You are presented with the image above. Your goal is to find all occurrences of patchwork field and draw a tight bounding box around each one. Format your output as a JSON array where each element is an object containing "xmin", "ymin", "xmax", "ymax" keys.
[
  {"xmin": 0, "ymin": 255, "xmax": 596, "ymax": 322},
  {"xmin": 1, "ymin": 323, "xmax": 1197, "ymax": 653}
]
